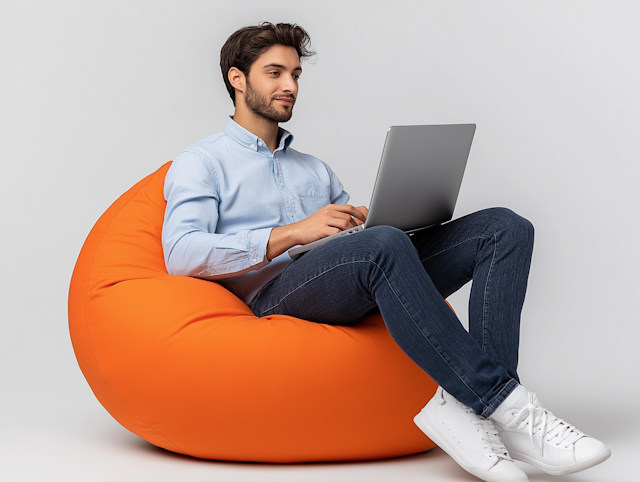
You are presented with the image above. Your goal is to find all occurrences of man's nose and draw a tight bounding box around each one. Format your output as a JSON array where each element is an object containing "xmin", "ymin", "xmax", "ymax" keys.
[{"xmin": 281, "ymin": 74, "xmax": 297, "ymax": 93}]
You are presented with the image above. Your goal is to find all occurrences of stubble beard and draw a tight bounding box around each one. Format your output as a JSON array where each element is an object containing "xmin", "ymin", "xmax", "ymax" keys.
[{"xmin": 245, "ymin": 78, "xmax": 295, "ymax": 123}]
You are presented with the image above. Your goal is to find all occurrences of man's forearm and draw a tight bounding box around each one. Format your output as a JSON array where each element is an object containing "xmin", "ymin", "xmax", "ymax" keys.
[
  {"xmin": 266, "ymin": 225, "xmax": 299, "ymax": 260},
  {"xmin": 165, "ymin": 229, "xmax": 273, "ymax": 279}
]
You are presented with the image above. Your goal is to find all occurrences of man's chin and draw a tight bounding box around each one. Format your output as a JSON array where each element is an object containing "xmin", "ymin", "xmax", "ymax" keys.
[
  {"xmin": 246, "ymin": 96, "xmax": 293, "ymax": 123},
  {"xmin": 272, "ymin": 104, "xmax": 294, "ymax": 122},
  {"xmin": 279, "ymin": 112, "xmax": 293, "ymax": 123},
  {"xmin": 273, "ymin": 108, "xmax": 294, "ymax": 123}
]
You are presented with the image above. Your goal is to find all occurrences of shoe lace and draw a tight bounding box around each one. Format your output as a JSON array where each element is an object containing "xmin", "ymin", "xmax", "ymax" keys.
[
  {"xmin": 505, "ymin": 391, "xmax": 585, "ymax": 456},
  {"xmin": 437, "ymin": 388, "xmax": 513, "ymax": 463},
  {"xmin": 470, "ymin": 413, "xmax": 514, "ymax": 462}
]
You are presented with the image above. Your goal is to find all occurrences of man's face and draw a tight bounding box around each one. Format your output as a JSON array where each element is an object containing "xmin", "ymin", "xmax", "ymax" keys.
[{"xmin": 244, "ymin": 44, "xmax": 301, "ymax": 123}]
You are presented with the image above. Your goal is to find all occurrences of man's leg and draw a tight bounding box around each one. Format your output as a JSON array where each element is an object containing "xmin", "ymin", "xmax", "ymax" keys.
[
  {"xmin": 251, "ymin": 223, "xmax": 518, "ymax": 418},
  {"xmin": 407, "ymin": 208, "xmax": 609, "ymax": 476},
  {"xmin": 252, "ymin": 212, "xmax": 610, "ymax": 478},
  {"xmin": 409, "ymin": 207, "xmax": 534, "ymax": 382}
]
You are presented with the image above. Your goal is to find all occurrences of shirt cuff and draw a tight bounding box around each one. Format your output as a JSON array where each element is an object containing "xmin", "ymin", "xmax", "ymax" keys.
[{"xmin": 247, "ymin": 227, "xmax": 274, "ymax": 269}]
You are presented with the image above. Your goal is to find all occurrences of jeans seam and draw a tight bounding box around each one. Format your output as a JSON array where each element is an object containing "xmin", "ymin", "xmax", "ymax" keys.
[
  {"xmin": 418, "ymin": 235, "xmax": 489, "ymax": 263},
  {"xmin": 482, "ymin": 233, "xmax": 498, "ymax": 351}
]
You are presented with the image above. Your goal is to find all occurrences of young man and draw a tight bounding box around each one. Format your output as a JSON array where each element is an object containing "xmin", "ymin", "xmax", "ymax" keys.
[{"xmin": 162, "ymin": 22, "xmax": 610, "ymax": 482}]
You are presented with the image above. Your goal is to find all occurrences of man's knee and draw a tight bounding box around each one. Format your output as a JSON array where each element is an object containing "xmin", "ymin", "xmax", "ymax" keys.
[
  {"xmin": 484, "ymin": 207, "xmax": 534, "ymax": 245},
  {"xmin": 359, "ymin": 225, "xmax": 415, "ymax": 256}
]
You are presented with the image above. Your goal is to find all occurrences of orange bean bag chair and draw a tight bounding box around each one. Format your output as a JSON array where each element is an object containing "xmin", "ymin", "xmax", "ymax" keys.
[{"xmin": 68, "ymin": 162, "xmax": 439, "ymax": 462}]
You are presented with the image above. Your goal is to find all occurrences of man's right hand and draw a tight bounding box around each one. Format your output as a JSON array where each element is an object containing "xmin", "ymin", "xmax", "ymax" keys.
[
  {"xmin": 289, "ymin": 204, "xmax": 367, "ymax": 245},
  {"xmin": 266, "ymin": 204, "xmax": 367, "ymax": 260}
]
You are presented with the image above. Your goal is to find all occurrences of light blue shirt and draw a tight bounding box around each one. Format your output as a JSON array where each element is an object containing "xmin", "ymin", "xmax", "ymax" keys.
[{"xmin": 162, "ymin": 117, "xmax": 350, "ymax": 305}]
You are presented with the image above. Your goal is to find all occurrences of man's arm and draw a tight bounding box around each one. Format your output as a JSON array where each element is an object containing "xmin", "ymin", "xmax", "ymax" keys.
[{"xmin": 162, "ymin": 154, "xmax": 273, "ymax": 279}]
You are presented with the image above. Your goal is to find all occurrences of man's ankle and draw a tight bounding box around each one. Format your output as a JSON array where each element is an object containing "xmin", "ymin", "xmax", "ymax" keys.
[{"xmin": 490, "ymin": 384, "xmax": 528, "ymax": 424}]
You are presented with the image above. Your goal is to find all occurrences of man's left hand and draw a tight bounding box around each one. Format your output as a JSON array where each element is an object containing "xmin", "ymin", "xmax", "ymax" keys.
[{"xmin": 354, "ymin": 206, "xmax": 369, "ymax": 225}]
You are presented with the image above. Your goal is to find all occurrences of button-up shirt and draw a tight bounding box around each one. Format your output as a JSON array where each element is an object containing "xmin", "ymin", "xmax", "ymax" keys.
[{"xmin": 162, "ymin": 117, "xmax": 350, "ymax": 305}]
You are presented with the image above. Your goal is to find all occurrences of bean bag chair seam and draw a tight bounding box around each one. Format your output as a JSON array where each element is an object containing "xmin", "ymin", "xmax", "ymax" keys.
[{"xmin": 84, "ymin": 164, "xmax": 184, "ymax": 454}]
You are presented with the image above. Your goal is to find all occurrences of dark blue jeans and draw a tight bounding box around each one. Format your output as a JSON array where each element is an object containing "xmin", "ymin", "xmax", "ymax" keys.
[{"xmin": 251, "ymin": 208, "xmax": 534, "ymax": 418}]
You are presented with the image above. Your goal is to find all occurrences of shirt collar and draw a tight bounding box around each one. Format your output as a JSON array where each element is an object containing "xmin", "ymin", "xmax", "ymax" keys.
[{"xmin": 224, "ymin": 116, "xmax": 294, "ymax": 152}]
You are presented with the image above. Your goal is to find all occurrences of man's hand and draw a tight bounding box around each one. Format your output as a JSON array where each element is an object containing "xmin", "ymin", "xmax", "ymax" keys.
[
  {"xmin": 355, "ymin": 205, "xmax": 369, "ymax": 223},
  {"xmin": 266, "ymin": 204, "xmax": 368, "ymax": 260},
  {"xmin": 290, "ymin": 204, "xmax": 367, "ymax": 245}
]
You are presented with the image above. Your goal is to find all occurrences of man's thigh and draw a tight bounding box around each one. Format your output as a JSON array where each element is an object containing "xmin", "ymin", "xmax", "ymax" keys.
[
  {"xmin": 250, "ymin": 232, "xmax": 382, "ymax": 325},
  {"xmin": 252, "ymin": 209, "xmax": 507, "ymax": 323}
]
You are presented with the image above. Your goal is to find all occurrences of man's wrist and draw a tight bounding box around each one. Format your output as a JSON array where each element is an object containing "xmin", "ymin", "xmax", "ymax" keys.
[{"xmin": 266, "ymin": 224, "xmax": 299, "ymax": 260}]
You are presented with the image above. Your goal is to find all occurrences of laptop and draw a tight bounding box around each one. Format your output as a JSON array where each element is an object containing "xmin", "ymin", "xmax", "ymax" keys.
[{"xmin": 288, "ymin": 124, "xmax": 476, "ymax": 261}]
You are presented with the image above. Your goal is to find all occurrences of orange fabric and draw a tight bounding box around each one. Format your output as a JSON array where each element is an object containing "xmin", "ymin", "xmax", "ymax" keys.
[{"xmin": 68, "ymin": 162, "xmax": 439, "ymax": 462}]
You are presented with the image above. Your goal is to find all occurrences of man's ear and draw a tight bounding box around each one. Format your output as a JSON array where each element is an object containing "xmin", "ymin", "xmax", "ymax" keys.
[{"xmin": 228, "ymin": 67, "xmax": 245, "ymax": 96}]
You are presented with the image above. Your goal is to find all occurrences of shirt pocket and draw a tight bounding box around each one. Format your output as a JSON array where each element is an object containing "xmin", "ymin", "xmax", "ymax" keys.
[{"xmin": 295, "ymin": 184, "xmax": 331, "ymax": 216}]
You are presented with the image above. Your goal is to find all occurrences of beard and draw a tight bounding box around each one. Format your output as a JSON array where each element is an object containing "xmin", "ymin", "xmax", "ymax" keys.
[{"xmin": 245, "ymin": 79, "xmax": 295, "ymax": 123}]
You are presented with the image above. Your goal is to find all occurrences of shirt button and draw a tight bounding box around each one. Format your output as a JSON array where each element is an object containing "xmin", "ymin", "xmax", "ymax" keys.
[
  {"xmin": 288, "ymin": 212, "xmax": 293, "ymax": 217},
  {"xmin": 258, "ymin": 141, "xmax": 263, "ymax": 147},
  {"xmin": 279, "ymin": 183, "xmax": 284, "ymax": 188},
  {"xmin": 252, "ymin": 258, "xmax": 257, "ymax": 264},
  {"xmin": 250, "ymin": 143, "xmax": 255, "ymax": 149}
]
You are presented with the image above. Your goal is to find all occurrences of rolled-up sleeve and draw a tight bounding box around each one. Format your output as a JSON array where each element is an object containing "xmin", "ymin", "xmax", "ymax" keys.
[{"xmin": 162, "ymin": 152, "xmax": 272, "ymax": 279}]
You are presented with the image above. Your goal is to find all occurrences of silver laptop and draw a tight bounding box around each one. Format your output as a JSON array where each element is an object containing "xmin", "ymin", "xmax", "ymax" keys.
[{"xmin": 288, "ymin": 124, "xmax": 476, "ymax": 260}]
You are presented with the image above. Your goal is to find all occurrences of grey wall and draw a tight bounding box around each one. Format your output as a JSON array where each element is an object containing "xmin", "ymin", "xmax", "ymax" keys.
[{"xmin": 2, "ymin": 1, "xmax": 638, "ymax": 479}]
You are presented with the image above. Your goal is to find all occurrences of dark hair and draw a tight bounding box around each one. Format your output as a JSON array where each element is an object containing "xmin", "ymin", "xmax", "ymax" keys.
[{"xmin": 220, "ymin": 22, "xmax": 315, "ymax": 105}]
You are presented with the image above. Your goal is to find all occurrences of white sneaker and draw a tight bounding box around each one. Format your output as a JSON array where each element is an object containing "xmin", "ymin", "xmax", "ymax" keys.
[
  {"xmin": 491, "ymin": 386, "xmax": 611, "ymax": 475},
  {"xmin": 414, "ymin": 387, "xmax": 529, "ymax": 482}
]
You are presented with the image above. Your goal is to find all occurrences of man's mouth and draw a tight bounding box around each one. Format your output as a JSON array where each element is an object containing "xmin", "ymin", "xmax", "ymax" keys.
[{"xmin": 274, "ymin": 97, "xmax": 294, "ymax": 105}]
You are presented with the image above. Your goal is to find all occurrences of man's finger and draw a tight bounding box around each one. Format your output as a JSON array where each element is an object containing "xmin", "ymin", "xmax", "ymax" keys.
[
  {"xmin": 327, "ymin": 211, "xmax": 357, "ymax": 230},
  {"xmin": 355, "ymin": 206, "xmax": 369, "ymax": 218},
  {"xmin": 330, "ymin": 204, "xmax": 366, "ymax": 222}
]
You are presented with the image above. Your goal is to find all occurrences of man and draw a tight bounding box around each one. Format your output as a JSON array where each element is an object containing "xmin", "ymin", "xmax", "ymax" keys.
[{"xmin": 162, "ymin": 22, "xmax": 610, "ymax": 482}]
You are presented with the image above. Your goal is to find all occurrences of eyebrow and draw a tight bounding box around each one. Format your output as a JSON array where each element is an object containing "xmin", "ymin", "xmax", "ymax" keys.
[{"xmin": 262, "ymin": 63, "xmax": 302, "ymax": 73}]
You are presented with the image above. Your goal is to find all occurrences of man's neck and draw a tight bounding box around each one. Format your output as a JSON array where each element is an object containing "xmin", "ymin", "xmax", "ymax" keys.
[{"xmin": 233, "ymin": 109, "xmax": 280, "ymax": 153}]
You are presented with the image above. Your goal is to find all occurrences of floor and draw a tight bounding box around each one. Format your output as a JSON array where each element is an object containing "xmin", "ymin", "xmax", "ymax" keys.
[{"xmin": 2, "ymin": 405, "xmax": 634, "ymax": 482}]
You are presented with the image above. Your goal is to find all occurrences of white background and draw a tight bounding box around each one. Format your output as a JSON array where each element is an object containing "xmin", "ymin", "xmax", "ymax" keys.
[{"xmin": 1, "ymin": 1, "xmax": 638, "ymax": 480}]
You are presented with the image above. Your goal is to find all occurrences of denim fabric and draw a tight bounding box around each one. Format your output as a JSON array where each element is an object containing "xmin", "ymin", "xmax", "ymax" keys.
[{"xmin": 251, "ymin": 208, "xmax": 534, "ymax": 417}]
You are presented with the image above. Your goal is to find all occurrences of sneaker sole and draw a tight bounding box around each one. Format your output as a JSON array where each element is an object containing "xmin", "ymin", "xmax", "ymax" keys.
[
  {"xmin": 414, "ymin": 410, "xmax": 527, "ymax": 482},
  {"xmin": 510, "ymin": 446, "xmax": 611, "ymax": 476}
]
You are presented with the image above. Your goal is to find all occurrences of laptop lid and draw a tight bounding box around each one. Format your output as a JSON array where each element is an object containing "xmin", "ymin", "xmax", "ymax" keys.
[{"xmin": 364, "ymin": 124, "xmax": 476, "ymax": 231}]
